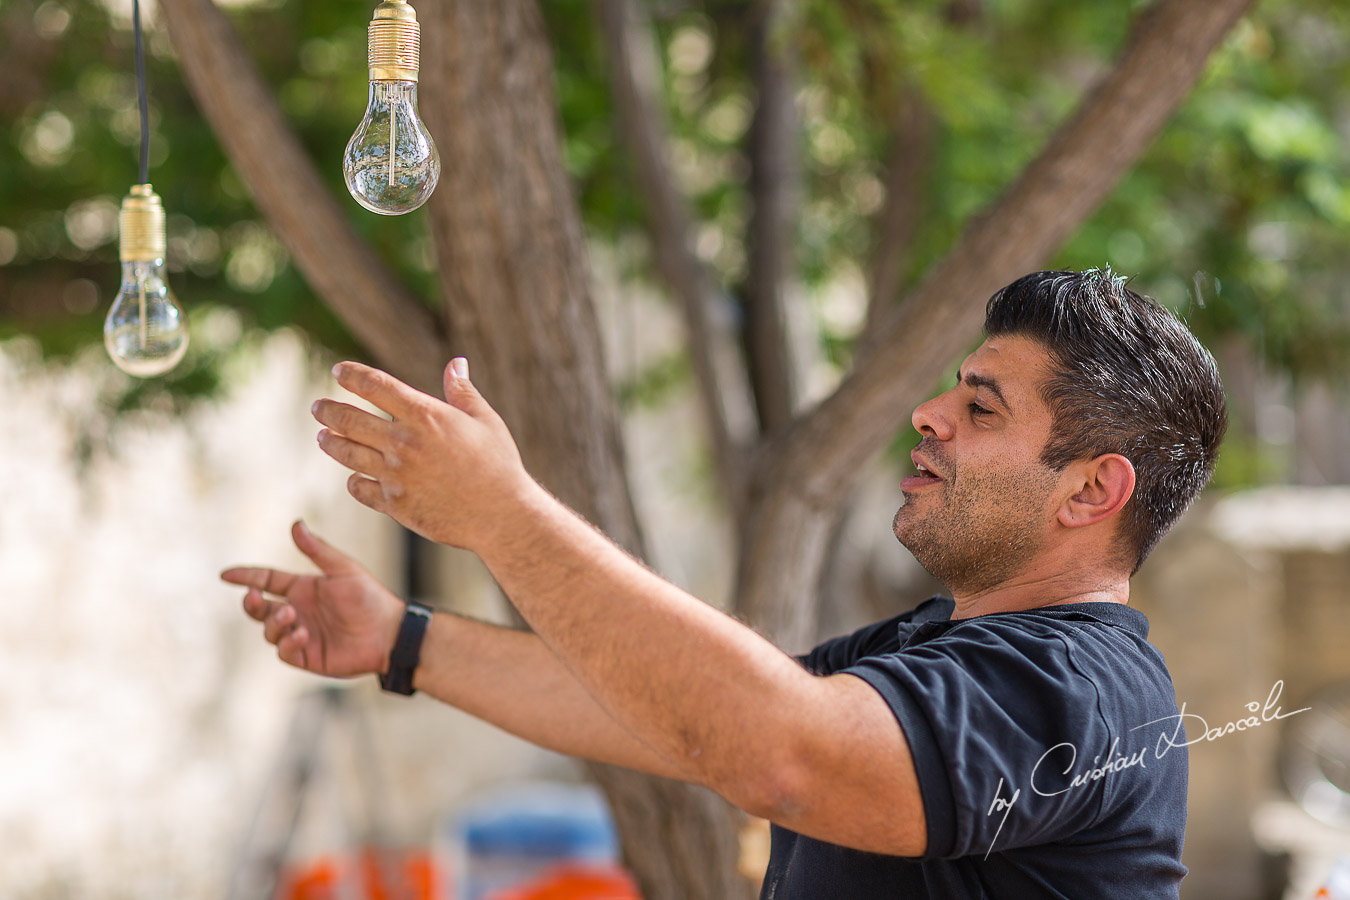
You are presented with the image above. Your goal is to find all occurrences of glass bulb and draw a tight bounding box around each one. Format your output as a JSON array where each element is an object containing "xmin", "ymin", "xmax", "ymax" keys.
[
  {"xmin": 343, "ymin": 81, "xmax": 439, "ymax": 215},
  {"xmin": 103, "ymin": 257, "xmax": 188, "ymax": 378}
]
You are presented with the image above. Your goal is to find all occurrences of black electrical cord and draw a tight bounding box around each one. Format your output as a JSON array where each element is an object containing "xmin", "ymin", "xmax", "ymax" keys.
[{"xmin": 133, "ymin": 0, "xmax": 149, "ymax": 185}]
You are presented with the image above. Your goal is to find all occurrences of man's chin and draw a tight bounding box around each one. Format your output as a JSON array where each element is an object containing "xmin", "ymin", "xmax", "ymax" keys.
[
  {"xmin": 891, "ymin": 505, "xmax": 909, "ymax": 540},
  {"xmin": 891, "ymin": 506, "xmax": 926, "ymax": 548},
  {"xmin": 892, "ymin": 497, "xmax": 929, "ymax": 526}
]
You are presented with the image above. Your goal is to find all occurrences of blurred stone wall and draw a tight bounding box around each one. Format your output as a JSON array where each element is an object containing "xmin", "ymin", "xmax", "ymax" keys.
[
  {"xmin": 0, "ymin": 332, "xmax": 570, "ymax": 898},
  {"xmin": 0, "ymin": 258, "xmax": 740, "ymax": 899},
  {"xmin": 1133, "ymin": 488, "xmax": 1350, "ymax": 900}
]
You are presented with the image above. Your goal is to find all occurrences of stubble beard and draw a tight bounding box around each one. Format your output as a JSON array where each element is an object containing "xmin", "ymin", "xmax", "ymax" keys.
[{"xmin": 893, "ymin": 462, "xmax": 1060, "ymax": 596}]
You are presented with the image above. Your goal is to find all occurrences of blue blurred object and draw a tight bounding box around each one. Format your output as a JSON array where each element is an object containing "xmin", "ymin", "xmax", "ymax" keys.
[{"xmin": 446, "ymin": 782, "xmax": 620, "ymax": 900}]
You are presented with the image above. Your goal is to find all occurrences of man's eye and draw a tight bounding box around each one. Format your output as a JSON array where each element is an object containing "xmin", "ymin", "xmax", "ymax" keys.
[{"xmin": 969, "ymin": 402, "xmax": 992, "ymax": 417}]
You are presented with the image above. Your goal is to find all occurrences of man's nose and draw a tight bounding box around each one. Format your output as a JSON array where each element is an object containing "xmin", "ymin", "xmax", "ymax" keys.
[{"xmin": 912, "ymin": 394, "xmax": 954, "ymax": 440}]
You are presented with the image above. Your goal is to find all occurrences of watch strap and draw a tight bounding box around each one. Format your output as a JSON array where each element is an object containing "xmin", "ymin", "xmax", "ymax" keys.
[{"xmin": 379, "ymin": 601, "xmax": 433, "ymax": 695}]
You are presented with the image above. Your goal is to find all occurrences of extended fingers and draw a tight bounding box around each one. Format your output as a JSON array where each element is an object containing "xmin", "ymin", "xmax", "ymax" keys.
[
  {"xmin": 221, "ymin": 566, "xmax": 300, "ymax": 597},
  {"xmin": 318, "ymin": 429, "xmax": 388, "ymax": 477},
  {"xmin": 312, "ymin": 399, "xmax": 398, "ymax": 449},
  {"xmin": 331, "ymin": 362, "xmax": 426, "ymax": 421},
  {"xmin": 291, "ymin": 520, "xmax": 362, "ymax": 578}
]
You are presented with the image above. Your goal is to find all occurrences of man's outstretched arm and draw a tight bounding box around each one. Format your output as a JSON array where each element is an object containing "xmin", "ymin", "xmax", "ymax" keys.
[
  {"xmin": 413, "ymin": 609, "xmax": 694, "ymax": 780},
  {"xmin": 222, "ymin": 521, "xmax": 693, "ymax": 781},
  {"xmin": 312, "ymin": 359, "xmax": 928, "ymax": 857}
]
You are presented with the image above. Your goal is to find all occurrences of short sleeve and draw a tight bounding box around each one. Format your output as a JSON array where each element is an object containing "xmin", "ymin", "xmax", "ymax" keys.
[
  {"xmin": 799, "ymin": 597, "xmax": 954, "ymax": 676},
  {"xmin": 843, "ymin": 619, "xmax": 1116, "ymax": 860},
  {"xmin": 799, "ymin": 615, "xmax": 904, "ymax": 676}
]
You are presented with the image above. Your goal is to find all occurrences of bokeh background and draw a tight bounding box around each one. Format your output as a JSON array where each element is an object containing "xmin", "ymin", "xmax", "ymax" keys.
[{"xmin": 2, "ymin": 0, "xmax": 1349, "ymax": 897}]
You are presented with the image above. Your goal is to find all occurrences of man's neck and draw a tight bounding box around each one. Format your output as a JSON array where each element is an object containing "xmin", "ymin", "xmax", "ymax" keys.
[{"xmin": 948, "ymin": 568, "xmax": 1130, "ymax": 620}]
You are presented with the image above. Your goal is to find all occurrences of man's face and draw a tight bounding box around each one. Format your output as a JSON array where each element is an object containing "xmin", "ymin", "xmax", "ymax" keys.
[{"xmin": 892, "ymin": 336, "xmax": 1065, "ymax": 595}]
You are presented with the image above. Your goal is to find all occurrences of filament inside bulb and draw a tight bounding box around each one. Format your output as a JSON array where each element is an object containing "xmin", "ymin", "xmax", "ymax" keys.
[
  {"xmin": 138, "ymin": 267, "xmax": 148, "ymax": 349},
  {"xmin": 342, "ymin": 81, "xmax": 439, "ymax": 215},
  {"xmin": 104, "ymin": 258, "xmax": 189, "ymax": 378}
]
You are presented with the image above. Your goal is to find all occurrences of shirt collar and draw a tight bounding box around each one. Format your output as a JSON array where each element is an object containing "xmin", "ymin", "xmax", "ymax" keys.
[{"xmin": 911, "ymin": 596, "xmax": 1150, "ymax": 640}]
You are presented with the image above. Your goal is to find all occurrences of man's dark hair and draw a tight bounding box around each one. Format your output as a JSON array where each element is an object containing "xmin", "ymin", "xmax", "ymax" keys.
[{"xmin": 984, "ymin": 269, "xmax": 1228, "ymax": 574}]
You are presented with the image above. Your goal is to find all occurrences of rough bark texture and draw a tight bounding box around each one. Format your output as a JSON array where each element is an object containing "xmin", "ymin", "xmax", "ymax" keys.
[
  {"xmin": 420, "ymin": 3, "xmax": 752, "ymax": 898},
  {"xmin": 419, "ymin": 0, "xmax": 635, "ymax": 551},
  {"xmin": 157, "ymin": 0, "xmax": 448, "ymax": 396},
  {"xmin": 736, "ymin": 0, "xmax": 1256, "ymax": 647}
]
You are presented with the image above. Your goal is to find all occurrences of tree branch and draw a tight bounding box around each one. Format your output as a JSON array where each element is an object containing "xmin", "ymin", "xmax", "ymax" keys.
[
  {"xmin": 743, "ymin": 0, "xmax": 803, "ymax": 434},
  {"xmin": 157, "ymin": 0, "xmax": 449, "ymax": 395},
  {"xmin": 736, "ymin": 0, "xmax": 1256, "ymax": 646},
  {"xmin": 863, "ymin": 84, "xmax": 932, "ymax": 332},
  {"xmin": 596, "ymin": 0, "xmax": 757, "ymax": 505},
  {"xmin": 865, "ymin": 0, "xmax": 979, "ymax": 332}
]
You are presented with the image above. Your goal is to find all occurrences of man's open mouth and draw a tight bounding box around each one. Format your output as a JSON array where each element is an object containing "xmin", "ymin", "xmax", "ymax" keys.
[
  {"xmin": 902, "ymin": 454, "xmax": 944, "ymax": 491},
  {"xmin": 909, "ymin": 450, "xmax": 944, "ymax": 482}
]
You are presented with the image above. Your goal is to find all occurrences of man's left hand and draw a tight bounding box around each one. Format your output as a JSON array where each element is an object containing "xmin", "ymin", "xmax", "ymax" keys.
[{"xmin": 313, "ymin": 357, "xmax": 533, "ymax": 550}]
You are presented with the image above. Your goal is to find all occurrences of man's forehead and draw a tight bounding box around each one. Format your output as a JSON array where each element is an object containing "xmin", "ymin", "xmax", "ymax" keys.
[
  {"xmin": 958, "ymin": 338, "xmax": 1053, "ymax": 410},
  {"xmin": 962, "ymin": 336, "xmax": 1052, "ymax": 374}
]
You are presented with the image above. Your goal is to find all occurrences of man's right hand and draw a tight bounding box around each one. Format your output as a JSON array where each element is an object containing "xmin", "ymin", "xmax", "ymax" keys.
[
  {"xmin": 221, "ymin": 521, "xmax": 404, "ymax": 678},
  {"xmin": 222, "ymin": 524, "xmax": 699, "ymax": 783}
]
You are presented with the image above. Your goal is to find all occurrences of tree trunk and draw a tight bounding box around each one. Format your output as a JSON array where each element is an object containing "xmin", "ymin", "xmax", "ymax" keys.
[
  {"xmin": 420, "ymin": 3, "xmax": 752, "ymax": 898},
  {"xmin": 865, "ymin": 84, "xmax": 933, "ymax": 329},
  {"xmin": 735, "ymin": 0, "xmax": 1256, "ymax": 647},
  {"xmin": 164, "ymin": 0, "xmax": 754, "ymax": 895}
]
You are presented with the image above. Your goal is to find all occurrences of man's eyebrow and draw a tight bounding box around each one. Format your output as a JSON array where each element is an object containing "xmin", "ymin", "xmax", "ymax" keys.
[{"xmin": 956, "ymin": 369, "xmax": 1013, "ymax": 413}]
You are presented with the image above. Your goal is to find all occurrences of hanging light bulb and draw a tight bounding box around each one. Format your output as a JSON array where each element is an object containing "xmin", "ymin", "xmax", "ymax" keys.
[
  {"xmin": 103, "ymin": 0, "xmax": 186, "ymax": 378},
  {"xmin": 103, "ymin": 184, "xmax": 189, "ymax": 377},
  {"xmin": 343, "ymin": 0, "xmax": 439, "ymax": 215}
]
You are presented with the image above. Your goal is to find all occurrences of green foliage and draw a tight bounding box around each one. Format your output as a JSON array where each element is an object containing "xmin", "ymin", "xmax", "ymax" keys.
[
  {"xmin": 0, "ymin": 0, "xmax": 429, "ymax": 405},
  {"xmin": 1209, "ymin": 433, "xmax": 1288, "ymax": 491},
  {"xmin": 1, "ymin": 0, "xmax": 1347, "ymax": 453},
  {"xmin": 615, "ymin": 348, "xmax": 692, "ymax": 412},
  {"xmin": 1056, "ymin": 1, "xmax": 1350, "ymax": 381},
  {"xmin": 538, "ymin": 0, "xmax": 1350, "ymax": 390}
]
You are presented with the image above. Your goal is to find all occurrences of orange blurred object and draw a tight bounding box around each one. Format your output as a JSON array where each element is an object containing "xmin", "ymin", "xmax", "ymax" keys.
[
  {"xmin": 487, "ymin": 864, "xmax": 640, "ymax": 900},
  {"xmin": 277, "ymin": 847, "xmax": 442, "ymax": 900}
]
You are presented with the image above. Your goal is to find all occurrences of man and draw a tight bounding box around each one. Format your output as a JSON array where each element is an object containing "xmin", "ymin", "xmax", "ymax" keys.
[{"xmin": 223, "ymin": 269, "xmax": 1227, "ymax": 898}]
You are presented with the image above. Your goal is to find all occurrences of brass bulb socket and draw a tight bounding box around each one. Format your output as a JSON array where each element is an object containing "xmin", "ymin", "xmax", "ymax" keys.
[
  {"xmin": 369, "ymin": 1, "xmax": 420, "ymax": 82},
  {"xmin": 119, "ymin": 184, "xmax": 166, "ymax": 262}
]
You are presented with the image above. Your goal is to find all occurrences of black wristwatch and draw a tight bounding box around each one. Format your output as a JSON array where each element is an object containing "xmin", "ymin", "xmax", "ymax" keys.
[{"xmin": 379, "ymin": 601, "xmax": 434, "ymax": 695}]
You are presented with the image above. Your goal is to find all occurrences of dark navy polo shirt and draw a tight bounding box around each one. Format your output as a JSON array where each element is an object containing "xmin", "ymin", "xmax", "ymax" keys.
[{"xmin": 761, "ymin": 597, "xmax": 1188, "ymax": 899}]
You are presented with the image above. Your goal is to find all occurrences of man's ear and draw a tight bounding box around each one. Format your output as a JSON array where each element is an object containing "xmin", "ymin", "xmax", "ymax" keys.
[{"xmin": 1057, "ymin": 453, "xmax": 1135, "ymax": 529}]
